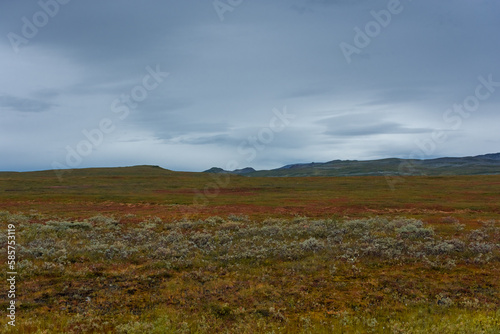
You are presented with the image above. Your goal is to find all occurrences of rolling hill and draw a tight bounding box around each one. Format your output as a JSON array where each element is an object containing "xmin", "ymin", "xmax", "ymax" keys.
[{"xmin": 204, "ymin": 152, "xmax": 500, "ymax": 177}]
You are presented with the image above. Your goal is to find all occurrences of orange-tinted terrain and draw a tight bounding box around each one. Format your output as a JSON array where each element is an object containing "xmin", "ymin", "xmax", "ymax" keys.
[{"xmin": 0, "ymin": 166, "xmax": 499, "ymax": 333}]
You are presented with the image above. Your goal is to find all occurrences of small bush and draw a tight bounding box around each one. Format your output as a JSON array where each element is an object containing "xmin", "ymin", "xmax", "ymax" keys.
[
  {"xmin": 45, "ymin": 220, "xmax": 92, "ymax": 231},
  {"xmin": 300, "ymin": 237, "xmax": 324, "ymax": 252},
  {"xmin": 397, "ymin": 224, "xmax": 434, "ymax": 239}
]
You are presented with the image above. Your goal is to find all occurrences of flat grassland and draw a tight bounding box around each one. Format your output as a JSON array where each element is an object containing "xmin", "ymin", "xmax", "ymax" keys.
[{"xmin": 0, "ymin": 166, "xmax": 499, "ymax": 333}]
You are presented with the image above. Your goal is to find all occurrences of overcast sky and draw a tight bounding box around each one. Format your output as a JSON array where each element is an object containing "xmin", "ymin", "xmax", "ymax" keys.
[{"xmin": 1, "ymin": 0, "xmax": 499, "ymax": 172}]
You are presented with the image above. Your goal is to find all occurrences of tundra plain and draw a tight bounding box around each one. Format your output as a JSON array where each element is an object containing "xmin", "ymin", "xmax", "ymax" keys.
[{"xmin": 0, "ymin": 166, "xmax": 499, "ymax": 333}]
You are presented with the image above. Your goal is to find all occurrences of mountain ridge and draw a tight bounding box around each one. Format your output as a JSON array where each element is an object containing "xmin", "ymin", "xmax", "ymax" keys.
[
  {"xmin": 204, "ymin": 152, "xmax": 500, "ymax": 177},
  {"xmin": 2, "ymin": 153, "xmax": 499, "ymax": 177}
]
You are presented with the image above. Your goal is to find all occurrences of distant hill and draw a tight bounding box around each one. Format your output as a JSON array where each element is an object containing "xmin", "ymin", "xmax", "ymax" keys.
[
  {"xmin": 2, "ymin": 153, "xmax": 499, "ymax": 178},
  {"xmin": 0, "ymin": 165, "xmax": 175, "ymax": 179},
  {"xmin": 205, "ymin": 153, "xmax": 500, "ymax": 177},
  {"xmin": 203, "ymin": 167, "xmax": 256, "ymax": 175}
]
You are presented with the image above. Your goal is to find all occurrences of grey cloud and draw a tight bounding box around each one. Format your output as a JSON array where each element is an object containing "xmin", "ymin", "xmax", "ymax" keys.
[
  {"xmin": 151, "ymin": 120, "xmax": 232, "ymax": 141},
  {"xmin": 1, "ymin": 1, "xmax": 499, "ymax": 171},
  {"xmin": 0, "ymin": 95, "xmax": 54, "ymax": 113},
  {"xmin": 166, "ymin": 133, "xmax": 238, "ymax": 146},
  {"xmin": 64, "ymin": 80, "xmax": 138, "ymax": 96},
  {"xmin": 363, "ymin": 87, "xmax": 440, "ymax": 106},
  {"xmin": 282, "ymin": 87, "xmax": 332, "ymax": 99},
  {"xmin": 325, "ymin": 122, "xmax": 431, "ymax": 137},
  {"xmin": 291, "ymin": 0, "xmax": 368, "ymax": 13},
  {"xmin": 31, "ymin": 88, "xmax": 61, "ymax": 100},
  {"xmin": 320, "ymin": 114, "xmax": 431, "ymax": 137},
  {"xmin": 134, "ymin": 98, "xmax": 194, "ymax": 118}
]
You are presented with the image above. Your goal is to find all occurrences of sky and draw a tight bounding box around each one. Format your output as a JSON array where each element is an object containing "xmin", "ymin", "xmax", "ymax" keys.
[{"xmin": 1, "ymin": 0, "xmax": 499, "ymax": 172}]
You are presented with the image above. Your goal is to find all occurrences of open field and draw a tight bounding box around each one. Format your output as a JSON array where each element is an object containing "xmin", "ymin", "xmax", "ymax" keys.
[
  {"xmin": 1, "ymin": 167, "xmax": 499, "ymax": 333},
  {"xmin": 1, "ymin": 166, "xmax": 500, "ymax": 222}
]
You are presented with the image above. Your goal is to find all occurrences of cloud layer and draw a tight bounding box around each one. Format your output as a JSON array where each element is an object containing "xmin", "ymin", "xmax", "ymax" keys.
[{"xmin": 1, "ymin": 0, "xmax": 499, "ymax": 172}]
